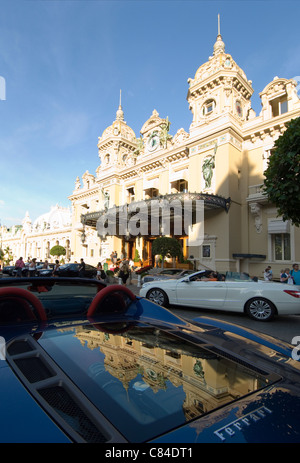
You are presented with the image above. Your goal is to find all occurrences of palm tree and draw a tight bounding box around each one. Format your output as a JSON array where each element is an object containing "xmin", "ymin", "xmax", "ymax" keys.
[{"xmin": 3, "ymin": 246, "xmax": 13, "ymax": 265}]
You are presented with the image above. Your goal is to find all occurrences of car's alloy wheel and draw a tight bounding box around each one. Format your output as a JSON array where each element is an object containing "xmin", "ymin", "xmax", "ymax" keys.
[
  {"xmin": 147, "ymin": 289, "xmax": 168, "ymax": 306},
  {"xmin": 245, "ymin": 298, "xmax": 275, "ymax": 321}
]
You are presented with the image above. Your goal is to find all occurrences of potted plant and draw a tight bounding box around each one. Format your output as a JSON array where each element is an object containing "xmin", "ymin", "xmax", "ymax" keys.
[
  {"xmin": 152, "ymin": 237, "xmax": 182, "ymax": 269},
  {"xmin": 133, "ymin": 249, "xmax": 142, "ymax": 267},
  {"xmin": 177, "ymin": 256, "xmax": 193, "ymax": 269},
  {"xmin": 50, "ymin": 245, "xmax": 66, "ymax": 260}
]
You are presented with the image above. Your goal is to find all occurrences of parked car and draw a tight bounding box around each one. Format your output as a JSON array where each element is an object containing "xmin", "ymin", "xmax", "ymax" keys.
[
  {"xmin": 39, "ymin": 262, "xmax": 97, "ymax": 278},
  {"xmin": 12, "ymin": 263, "xmax": 55, "ymax": 277},
  {"xmin": 140, "ymin": 270, "xmax": 300, "ymax": 321},
  {"xmin": 2, "ymin": 266, "xmax": 16, "ymax": 276},
  {"xmin": 0, "ymin": 276, "xmax": 300, "ymax": 443},
  {"xmin": 35, "ymin": 263, "xmax": 55, "ymax": 276},
  {"xmin": 142, "ymin": 267, "xmax": 195, "ymax": 283},
  {"xmin": 12, "ymin": 263, "xmax": 30, "ymax": 277}
]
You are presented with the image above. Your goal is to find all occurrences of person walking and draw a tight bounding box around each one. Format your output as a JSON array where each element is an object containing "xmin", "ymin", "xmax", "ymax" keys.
[
  {"xmin": 280, "ymin": 268, "xmax": 293, "ymax": 284},
  {"xmin": 43, "ymin": 260, "xmax": 50, "ymax": 269},
  {"xmin": 52, "ymin": 260, "xmax": 60, "ymax": 276},
  {"xmin": 290, "ymin": 263, "xmax": 300, "ymax": 285},
  {"xmin": 128, "ymin": 259, "xmax": 134, "ymax": 284},
  {"xmin": 119, "ymin": 260, "xmax": 130, "ymax": 286},
  {"xmin": 15, "ymin": 257, "xmax": 25, "ymax": 277},
  {"xmin": 96, "ymin": 262, "xmax": 105, "ymax": 281},
  {"xmin": 263, "ymin": 266, "xmax": 272, "ymax": 281},
  {"xmin": 28, "ymin": 258, "xmax": 37, "ymax": 277},
  {"xmin": 79, "ymin": 258, "xmax": 86, "ymax": 278}
]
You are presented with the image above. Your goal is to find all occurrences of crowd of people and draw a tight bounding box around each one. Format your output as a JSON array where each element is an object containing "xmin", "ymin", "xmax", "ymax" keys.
[
  {"xmin": 9, "ymin": 254, "xmax": 300, "ymax": 287},
  {"xmin": 96, "ymin": 255, "xmax": 135, "ymax": 286},
  {"xmin": 14, "ymin": 257, "xmax": 52, "ymax": 277},
  {"xmin": 280, "ymin": 264, "xmax": 300, "ymax": 285},
  {"xmin": 262, "ymin": 264, "xmax": 300, "ymax": 285}
]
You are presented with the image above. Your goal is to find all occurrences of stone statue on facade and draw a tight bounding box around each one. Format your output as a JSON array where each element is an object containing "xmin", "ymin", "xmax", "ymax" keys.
[
  {"xmin": 159, "ymin": 117, "xmax": 172, "ymax": 149},
  {"xmin": 202, "ymin": 142, "xmax": 217, "ymax": 188},
  {"xmin": 103, "ymin": 191, "xmax": 110, "ymax": 211},
  {"xmin": 75, "ymin": 176, "xmax": 81, "ymax": 190},
  {"xmin": 133, "ymin": 136, "xmax": 144, "ymax": 156}
]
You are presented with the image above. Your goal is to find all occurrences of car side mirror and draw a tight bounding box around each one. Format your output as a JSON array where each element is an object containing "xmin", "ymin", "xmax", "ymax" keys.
[{"xmin": 182, "ymin": 278, "xmax": 190, "ymax": 283}]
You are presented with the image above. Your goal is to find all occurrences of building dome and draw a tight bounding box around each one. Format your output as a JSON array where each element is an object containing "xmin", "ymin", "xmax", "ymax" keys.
[
  {"xmin": 99, "ymin": 118, "xmax": 136, "ymax": 144},
  {"xmin": 98, "ymin": 92, "xmax": 136, "ymax": 145},
  {"xmin": 188, "ymin": 16, "xmax": 249, "ymax": 87},
  {"xmin": 32, "ymin": 205, "xmax": 71, "ymax": 232}
]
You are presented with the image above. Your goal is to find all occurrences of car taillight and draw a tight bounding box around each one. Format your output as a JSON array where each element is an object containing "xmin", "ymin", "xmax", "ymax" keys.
[{"xmin": 284, "ymin": 290, "xmax": 300, "ymax": 298}]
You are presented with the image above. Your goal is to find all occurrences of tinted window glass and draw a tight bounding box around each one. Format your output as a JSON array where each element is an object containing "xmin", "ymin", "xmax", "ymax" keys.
[{"xmin": 37, "ymin": 324, "xmax": 272, "ymax": 442}]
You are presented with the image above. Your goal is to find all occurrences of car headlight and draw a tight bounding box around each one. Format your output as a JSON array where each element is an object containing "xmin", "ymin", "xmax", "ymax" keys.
[{"xmin": 141, "ymin": 283, "xmax": 151, "ymax": 289}]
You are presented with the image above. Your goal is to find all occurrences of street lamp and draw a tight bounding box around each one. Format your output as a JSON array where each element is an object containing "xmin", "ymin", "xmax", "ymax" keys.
[{"xmin": 81, "ymin": 228, "xmax": 86, "ymax": 244}]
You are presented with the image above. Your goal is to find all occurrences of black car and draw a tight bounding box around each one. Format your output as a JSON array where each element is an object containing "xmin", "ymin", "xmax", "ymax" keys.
[
  {"xmin": 39, "ymin": 263, "xmax": 97, "ymax": 278},
  {"xmin": 2, "ymin": 266, "xmax": 16, "ymax": 276},
  {"xmin": 35, "ymin": 263, "xmax": 55, "ymax": 276}
]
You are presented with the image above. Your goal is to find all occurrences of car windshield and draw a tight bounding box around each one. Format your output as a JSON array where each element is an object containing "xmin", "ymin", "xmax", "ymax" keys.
[
  {"xmin": 160, "ymin": 269, "xmax": 181, "ymax": 275},
  {"xmin": 225, "ymin": 272, "xmax": 254, "ymax": 282},
  {"xmin": 188, "ymin": 271, "xmax": 254, "ymax": 282},
  {"xmin": 34, "ymin": 323, "xmax": 272, "ymax": 442},
  {"xmin": 0, "ymin": 279, "xmax": 102, "ymax": 317}
]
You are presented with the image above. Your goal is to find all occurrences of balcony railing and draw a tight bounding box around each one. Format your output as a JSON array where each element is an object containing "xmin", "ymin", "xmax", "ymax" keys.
[{"xmin": 247, "ymin": 184, "xmax": 268, "ymax": 203}]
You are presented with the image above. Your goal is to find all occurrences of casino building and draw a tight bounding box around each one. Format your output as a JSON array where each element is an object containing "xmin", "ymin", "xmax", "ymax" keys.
[
  {"xmin": 68, "ymin": 28, "xmax": 300, "ymax": 276},
  {"xmin": 0, "ymin": 206, "xmax": 72, "ymax": 264},
  {"xmin": 2, "ymin": 27, "xmax": 300, "ymax": 277}
]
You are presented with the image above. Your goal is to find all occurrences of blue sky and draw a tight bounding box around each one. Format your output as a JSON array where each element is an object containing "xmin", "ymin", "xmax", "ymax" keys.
[{"xmin": 1, "ymin": 0, "xmax": 300, "ymax": 227}]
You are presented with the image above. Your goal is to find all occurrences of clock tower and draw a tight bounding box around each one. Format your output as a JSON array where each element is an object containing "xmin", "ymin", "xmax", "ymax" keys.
[
  {"xmin": 187, "ymin": 15, "xmax": 254, "ymax": 135},
  {"xmin": 140, "ymin": 109, "xmax": 172, "ymax": 154}
]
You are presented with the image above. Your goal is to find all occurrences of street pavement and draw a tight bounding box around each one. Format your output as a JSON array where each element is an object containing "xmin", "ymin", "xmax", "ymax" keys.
[
  {"xmin": 117, "ymin": 278, "xmax": 300, "ymax": 345},
  {"xmin": 107, "ymin": 278, "xmax": 141, "ymax": 295}
]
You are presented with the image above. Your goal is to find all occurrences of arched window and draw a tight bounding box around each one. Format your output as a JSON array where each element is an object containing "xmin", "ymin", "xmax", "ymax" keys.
[{"xmin": 202, "ymin": 99, "xmax": 216, "ymax": 116}]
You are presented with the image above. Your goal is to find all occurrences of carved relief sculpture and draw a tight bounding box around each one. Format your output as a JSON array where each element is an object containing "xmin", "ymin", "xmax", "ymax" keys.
[
  {"xmin": 202, "ymin": 143, "xmax": 217, "ymax": 188},
  {"xmin": 159, "ymin": 116, "xmax": 172, "ymax": 149}
]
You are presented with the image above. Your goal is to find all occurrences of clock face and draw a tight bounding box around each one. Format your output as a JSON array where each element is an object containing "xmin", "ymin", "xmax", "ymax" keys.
[{"xmin": 147, "ymin": 132, "xmax": 160, "ymax": 151}]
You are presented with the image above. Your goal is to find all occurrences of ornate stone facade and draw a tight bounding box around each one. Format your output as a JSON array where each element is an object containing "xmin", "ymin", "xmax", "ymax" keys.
[
  {"xmin": 2, "ymin": 27, "xmax": 300, "ymax": 278},
  {"xmin": 68, "ymin": 29, "xmax": 300, "ymax": 277},
  {"xmin": 1, "ymin": 206, "xmax": 72, "ymax": 263}
]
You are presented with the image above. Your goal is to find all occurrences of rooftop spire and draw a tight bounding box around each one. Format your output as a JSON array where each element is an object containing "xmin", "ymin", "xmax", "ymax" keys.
[
  {"xmin": 116, "ymin": 89, "xmax": 124, "ymax": 121},
  {"xmin": 213, "ymin": 14, "xmax": 225, "ymax": 56}
]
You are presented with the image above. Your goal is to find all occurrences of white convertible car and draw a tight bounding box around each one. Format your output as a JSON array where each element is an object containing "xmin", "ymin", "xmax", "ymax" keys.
[{"xmin": 139, "ymin": 270, "xmax": 300, "ymax": 321}]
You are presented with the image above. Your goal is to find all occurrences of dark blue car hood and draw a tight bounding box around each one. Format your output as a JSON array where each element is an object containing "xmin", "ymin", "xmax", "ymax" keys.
[
  {"xmin": 1, "ymin": 292, "xmax": 300, "ymax": 443},
  {"xmin": 151, "ymin": 384, "xmax": 300, "ymax": 443}
]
